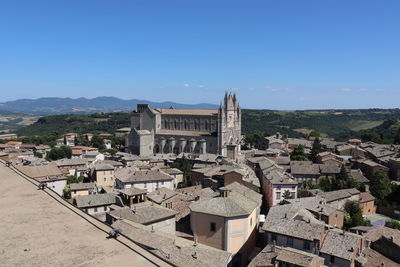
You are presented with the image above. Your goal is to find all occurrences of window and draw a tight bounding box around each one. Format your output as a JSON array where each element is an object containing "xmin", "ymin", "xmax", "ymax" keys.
[
  {"xmin": 104, "ymin": 177, "xmax": 106, "ymax": 182},
  {"xmin": 94, "ymin": 207, "xmax": 98, "ymax": 212},
  {"xmin": 104, "ymin": 207, "xmax": 107, "ymax": 211},
  {"xmin": 103, "ymin": 171, "xmax": 106, "ymax": 175},
  {"xmin": 292, "ymin": 186, "xmax": 296, "ymax": 189},
  {"xmin": 277, "ymin": 186, "xmax": 281, "ymax": 190},
  {"xmin": 161, "ymin": 181, "xmax": 164, "ymax": 185},
  {"xmin": 210, "ymin": 222, "xmax": 216, "ymax": 232},
  {"xmin": 303, "ymin": 240, "xmax": 310, "ymax": 250},
  {"xmin": 276, "ymin": 192, "xmax": 281, "ymax": 200},
  {"xmin": 330, "ymin": 255, "xmax": 335, "ymax": 263},
  {"xmin": 287, "ymin": 237, "xmax": 293, "ymax": 247},
  {"xmin": 271, "ymin": 234, "xmax": 277, "ymax": 242},
  {"xmin": 144, "ymin": 182, "xmax": 147, "ymax": 188}
]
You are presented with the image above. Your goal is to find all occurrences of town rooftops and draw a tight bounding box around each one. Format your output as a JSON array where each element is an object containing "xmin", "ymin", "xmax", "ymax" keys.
[
  {"xmin": 363, "ymin": 226, "xmax": 400, "ymax": 247},
  {"xmin": 100, "ymin": 160, "xmax": 123, "ymax": 167},
  {"xmin": 359, "ymin": 192, "xmax": 375, "ymax": 203},
  {"xmin": 111, "ymin": 219, "xmax": 232, "ymax": 267},
  {"xmin": 16, "ymin": 162, "xmax": 64, "ymax": 180},
  {"xmin": 349, "ymin": 169, "xmax": 369, "ymax": 183},
  {"xmin": 93, "ymin": 163, "xmax": 114, "ymax": 171},
  {"xmin": 290, "ymin": 161, "xmax": 320, "ymax": 175},
  {"xmin": 109, "ymin": 203, "xmax": 177, "ymax": 225},
  {"xmin": 320, "ymin": 164, "xmax": 341, "ymax": 174},
  {"xmin": 118, "ymin": 187, "xmax": 147, "ymax": 197},
  {"xmin": 224, "ymin": 181, "xmax": 263, "ymax": 205},
  {"xmin": 70, "ymin": 182, "xmax": 96, "ymax": 191},
  {"xmin": 115, "ymin": 168, "xmax": 173, "ymax": 183},
  {"xmin": 318, "ymin": 188, "xmax": 360, "ymax": 203},
  {"xmin": 189, "ymin": 190, "xmax": 258, "ymax": 217},
  {"xmin": 147, "ymin": 187, "xmax": 179, "ymax": 204},
  {"xmin": 160, "ymin": 167, "xmax": 183, "ymax": 175},
  {"xmin": 286, "ymin": 196, "xmax": 339, "ymax": 217},
  {"xmin": 262, "ymin": 203, "xmax": 327, "ymax": 241},
  {"xmin": 75, "ymin": 193, "xmax": 118, "ymax": 208},
  {"xmin": 320, "ymin": 229, "xmax": 362, "ymax": 260},
  {"xmin": 265, "ymin": 169, "xmax": 298, "ymax": 185},
  {"xmin": 249, "ymin": 244, "xmax": 324, "ymax": 267},
  {"xmin": 55, "ymin": 158, "xmax": 88, "ymax": 167}
]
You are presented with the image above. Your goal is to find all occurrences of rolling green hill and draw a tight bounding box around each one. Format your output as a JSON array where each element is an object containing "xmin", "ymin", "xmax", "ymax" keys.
[{"xmin": 14, "ymin": 108, "xmax": 400, "ymax": 144}]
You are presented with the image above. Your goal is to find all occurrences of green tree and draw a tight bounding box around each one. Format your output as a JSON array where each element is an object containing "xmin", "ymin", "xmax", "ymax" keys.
[
  {"xmin": 63, "ymin": 185, "xmax": 71, "ymax": 199},
  {"xmin": 172, "ymin": 156, "xmax": 192, "ymax": 188},
  {"xmin": 308, "ymin": 131, "xmax": 321, "ymax": 138},
  {"xmin": 59, "ymin": 145, "xmax": 72, "ymax": 158},
  {"xmin": 290, "ymin": 145, "xmax": 307, "ymax": 161},
  {"xmin": 34, "ymin": 151, "xmax": 43, "ymax": 158},
  {"xmin": 385, "ymin": 219, "xmax": 400, "ymax": 230},
  {"xmin": 47, "ymin": 145, "xmax": 72, "ymax": 161},
  {"xmin": 394, "ymin": 128, "xmax": 400, "ymax": 144},
  {"xmin": 282, "ymin": 190, "xmax": 293, "ymax": 200},
  {"xmin": 344, "ymin": 200, "xmax": 371, "ymax": 229},
  {"xmin": 369, "ymin": 171, "xmax": 392, "ymax": 203},
  {"xmin": 101, "ymin": 148, "xmax": 118, "ymax": 156},
  {"xmin": 318, "ymin": 177, "xmax": 333, "ymax": 192},
  {"xmin": 66, "ymin": 175, "xmax": 84, "ymax": 184},
  {"xmin": 310, "ymin": 138, "xmax": 324, "ymax": 162},
  {"xmin": 91, "ymin": 135, "xmax": 105, "ymax": 150}
]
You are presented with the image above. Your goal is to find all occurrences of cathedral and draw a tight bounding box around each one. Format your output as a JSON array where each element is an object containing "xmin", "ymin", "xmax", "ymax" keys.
[{"xmin": 126, "ymin": 92, "xmax": 241, "ymax": 160}]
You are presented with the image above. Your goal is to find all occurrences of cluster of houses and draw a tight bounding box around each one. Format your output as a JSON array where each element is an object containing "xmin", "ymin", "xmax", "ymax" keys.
[{"xmin": 1, "ymin": 127, "xmax": 400, "ymax": 266}]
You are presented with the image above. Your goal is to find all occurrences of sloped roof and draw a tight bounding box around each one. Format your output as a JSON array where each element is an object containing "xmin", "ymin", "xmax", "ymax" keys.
[
  {"xmin": 70, "ymin": 182, "xmax": 96, "ymax": 191},
  {"xmin": 290, "ymin": 161, "xmax": 320, "ymax": 175},
  {"xmin": 111, "ymin": 220, "xmax": 232, "ymax": 267},
  {"xmin": 224, "ymin": 181, "xmax": 263, "ymax": 205},
  {"xmin": 265, "ymin": 169, "xmax": 298, "ymax": 185},
  {"xmin": 147, "ymin": 187, "xmax": 179, "ymax": 204},
  {"xmin": 359, "ymin": 192, "xmax": 375, "ymax": 203},
  {"xmin": 110, "ymin": 204, "xmax": 177, "ymax": 224},
  {"xmin": 115, "ymin": 168, "xmax": 173, "ymax": 183},
  {"xmin": 55, "ymin": 158, "xmax": 88, "ymax": 167},
  {"xmin": 16, "ymin": 162, "xmax": 63, "ymax": 179},
  {"xmin": 118, "ymin": 187, "xmax": 147, "ymax": 197},
  {"xmin": 349, "ymin": 169, "xmax": 369, "ymax": 183},
  {"xmin": 320, "ymin": 230, "xmax": 362, "ymax": 260},
  {"xmin": 75, "ymin": 193, "xmax": 117, "ymax": 208},
  {"xmin": 190, "ymin": 191, "xmax": 258, "ymax": 217}
]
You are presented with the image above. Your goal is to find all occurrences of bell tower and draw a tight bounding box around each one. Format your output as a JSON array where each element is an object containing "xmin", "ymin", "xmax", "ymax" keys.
[{"xmin": 218, "ymin": 91, "xmax": 241, "ymax": 160}]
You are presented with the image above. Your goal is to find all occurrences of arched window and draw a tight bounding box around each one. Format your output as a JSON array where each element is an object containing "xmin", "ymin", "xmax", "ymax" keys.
[{"xmin": 174, "ymin": 120, "xmax": 178, "ymax": 130}]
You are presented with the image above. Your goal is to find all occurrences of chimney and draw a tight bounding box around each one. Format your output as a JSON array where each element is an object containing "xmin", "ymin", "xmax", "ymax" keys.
[{"xmin": 219, "ymin": 187, "xmax": 230, "ymax": 197}]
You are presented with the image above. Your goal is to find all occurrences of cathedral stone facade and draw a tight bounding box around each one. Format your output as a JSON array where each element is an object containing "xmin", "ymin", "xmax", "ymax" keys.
[{"xmin": 126, "ymin": 92, "xmax": 241, "ymax": 160}]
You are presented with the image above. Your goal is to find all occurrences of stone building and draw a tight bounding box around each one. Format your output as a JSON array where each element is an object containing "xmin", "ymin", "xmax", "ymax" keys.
[{"xmin": 126, "ymin": 92, "xmax": 241, "ymax": 160}]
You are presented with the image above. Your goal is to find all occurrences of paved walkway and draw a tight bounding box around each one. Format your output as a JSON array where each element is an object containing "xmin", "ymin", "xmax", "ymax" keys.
[{"xmin": 0, "ymin": 162, "xmax": 170, "ymax": 267}]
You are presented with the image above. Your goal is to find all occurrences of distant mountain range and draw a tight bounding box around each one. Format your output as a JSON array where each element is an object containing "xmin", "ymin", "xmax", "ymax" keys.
[{"xmin": 0, "ymin": 97, "xmax": 219, "ymax": 115}]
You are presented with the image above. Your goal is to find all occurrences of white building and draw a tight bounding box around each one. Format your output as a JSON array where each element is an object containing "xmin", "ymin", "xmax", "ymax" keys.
[{"xmin": 115, "ymin": 168, "xmax": 174, "ymax": 192}]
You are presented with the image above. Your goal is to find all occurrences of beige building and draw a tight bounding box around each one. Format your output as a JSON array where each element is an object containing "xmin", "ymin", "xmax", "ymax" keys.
[
  {"xmin": 359, "ymin": 192, "xmax": 376, "ymax": 217},
  {"xmin": 70, "ymin": 182, "xmax": 96, "ymax": 199},
  {"xmin": 107, "ymin": 203, "xmax": 177, "ymax": 235},
  {"xmin": 189, "ymin": 185, "xmax": 262, "ymax": 265},
  {"xmin": 91, "ymin": 163, "xmax": 115, "ymax": 188}
]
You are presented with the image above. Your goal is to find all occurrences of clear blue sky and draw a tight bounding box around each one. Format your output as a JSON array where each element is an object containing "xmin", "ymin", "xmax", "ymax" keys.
[{"xmin": 1, "ymin": 0, "xmax": 399, "ymax": 109}]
